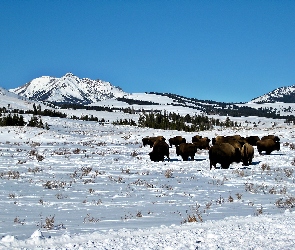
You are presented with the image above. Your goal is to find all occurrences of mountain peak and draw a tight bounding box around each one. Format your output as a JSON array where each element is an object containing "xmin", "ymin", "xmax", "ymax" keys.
[
  {"xmin": 9, "ymin": 73, "xmax": 126, "ymax": 104},
  {"xmin": 250, "ymin": 84, "xmax": 295, "ymax": 103},
  {"xmin": 64, "ymin": 72, "xmax": 75, "ymax": 77}
]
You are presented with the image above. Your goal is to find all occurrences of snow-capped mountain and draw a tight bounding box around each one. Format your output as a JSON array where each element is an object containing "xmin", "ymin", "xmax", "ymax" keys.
[
  {"xmin": 250, "ymin": 85, "xmax": 295, "ymax": 103},
  {"xmin": 9, "ymin": 73, "xmax": 126, "ymax": 104},
  {"xmin": 5, "ymin": 73, "xmax": 295, "ymax": 117},
  {"xmin": 0, "ymin": 86, "xmax": 22, "ymax": 99}
]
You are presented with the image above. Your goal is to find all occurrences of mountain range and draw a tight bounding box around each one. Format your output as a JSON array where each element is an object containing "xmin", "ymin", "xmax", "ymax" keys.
[
  {"xmin": 250, "ymin": 85, "xmax": 295, "ymax": 103},
  {"xmin": 10, "ymin": 73, "xmax": 126, "ymax": 105},
  {"xmin": 4, "ymin": 73, "xmax": 295, "ymax": 118},
  {"xmin": 9, "ymin": 72, "xmax": 295, "ymax": 105}
]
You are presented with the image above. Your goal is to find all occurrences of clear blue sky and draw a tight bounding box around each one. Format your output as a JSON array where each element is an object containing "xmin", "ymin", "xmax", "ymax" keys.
[{"xmin": 1, "ymin": 0, "xmax": 294, "ymax": 102}]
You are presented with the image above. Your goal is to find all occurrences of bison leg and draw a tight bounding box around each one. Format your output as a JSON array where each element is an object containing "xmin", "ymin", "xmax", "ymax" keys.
[
  {"xmin": 221, "ymin": 163, "xmax": 230, "ymax": 169},
  {"xmin": 210, "ymin": 160, "xmax": 216, "ymax": 170},
  {"xmin": 166, "ymin": 155, "xmax": 170, "ymax": 162},
  {"xmin": 182, "ymin": 154, "xmax": 189, "ymax": 161}
]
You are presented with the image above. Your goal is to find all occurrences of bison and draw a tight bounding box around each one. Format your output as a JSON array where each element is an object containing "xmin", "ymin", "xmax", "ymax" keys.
[
  {"xmin": 245, "ymin": 136, "xmax": 260, "ymax": 146},
  {"xmin": 209, "ymin": 142, "xmax": 241, "ymax": 169},
  {"xmin": 168, "ymin": 136, "xmax": 186, "ymax": 148},
  {"xmin": 212, "ymin": 135, "xmax": 223, "ymax": 145},
  {"xmin": 142, "ymin": 136, "xmax": 166, "ymax": 148},
  {"xmin": 228, "ymin": 135, "xmax": 242, "ymax": 141},
  {"xmin": 261, "ymin": 135, "xmax": 280, "ymax": 142},
  {"xmin": 256, "ymin": 139, "xmax": 280, "ymax": 155},
  {"xmin": 192, "ymin": 135, "xmax": 203, "ymax": 142},
  {"xmin": 192, "ymin": 137, "xmax": 211, "ymax": 150},
  {"xmin": 212, "ymin": 135, "xmax": 243, "ymax": 145},
  {"xmin": 241, "ymin": 143, "xmax": 254, "ymax": 166},
  {"xmin": 176, "ymin": 143, "xmax": 198, "ymax": 161},
  {"xmin": 212, "ymin": 136, "xmax": 245, "ymax": 149},
  {"xmin": 149, "ymin": 140, "xmax": 170, "ymax": 162}
]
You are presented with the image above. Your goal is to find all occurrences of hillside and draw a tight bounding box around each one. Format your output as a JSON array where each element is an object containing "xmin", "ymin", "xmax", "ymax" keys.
[
  {"xmin": 6, "ymin": 73, "xmax": 295, "ymax": 118},
  {"xmin": 0, "ymin": 108, "xmax": 295, "ymax": 248},
  {"xmin": 251, "ymin": 85, "xmax": 295, "ymax": 103},
  {"xmin": 1, "ymin": 76, "xmax": 295, "ymax": 248},
  {"xmin": 10, "ymin": 73, "xmax": 126, "ymax": 104}
]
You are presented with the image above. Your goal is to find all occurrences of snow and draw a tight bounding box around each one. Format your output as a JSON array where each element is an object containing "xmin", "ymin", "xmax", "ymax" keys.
[
  {"xmin": 238, "ymin": 102, "xmax": 295, "ymax": 116},
  {"xmin": 250, "ymin": 85, "xmax": 295, "ymax": 103},
  {"xmin": 3, "ymin": 212, "xmax": 295, "ymax": 249},
  {"xmin": 9, "ymin": 73, "xmax": 126, "ymax": 103},
  {"xmin": 126, "ymin": 93, "xmax": 177, "ymax": 105},
  {"xmin": 1, "ymin": 95, "xmax": 295, "ymax": 248}
]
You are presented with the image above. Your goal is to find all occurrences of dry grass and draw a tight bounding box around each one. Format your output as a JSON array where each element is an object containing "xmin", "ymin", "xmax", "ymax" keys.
[
  {"xmin": 275, "ymin": 196, "xmax": 295, "ymax": 208},
  {"xmin": 254, "ymin": 206, "xmax": 263, "ymax": 216},
  {"xmin": 261, "ymin": 163, "xmax": 271, "ymax": 171},
  {"xmin": 228, "ymin": 195, "xmax": 234, "ymax": 202},
  {"xmin": 164, "ymin": 169, "xmax": 173, "ymax": 178},
  {"xmin": 83, "ymin": 214, "xmax": 100, "ymax": 223},
  {"xmin": 130, "ymin": 150, "xmax": 139, "ymax": 157}
]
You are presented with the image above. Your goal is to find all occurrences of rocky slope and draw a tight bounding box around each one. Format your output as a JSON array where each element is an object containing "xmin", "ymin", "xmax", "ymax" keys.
[{"xmin": 9, "ymin": 73, "xmax": 126, "ymax": 104}]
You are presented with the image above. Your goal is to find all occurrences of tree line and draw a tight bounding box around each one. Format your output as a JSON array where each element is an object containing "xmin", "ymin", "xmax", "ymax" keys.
[
  {"xmin": 0, "ymin": 113, "xmax": 49, "ymax": 129},
  {"xmin": 137, "ymin": 111, "xmax": 240, "ymax": 132},
  {"xmin": 1, "ymin": 100, "xmax": 294, "ymax": 132}
]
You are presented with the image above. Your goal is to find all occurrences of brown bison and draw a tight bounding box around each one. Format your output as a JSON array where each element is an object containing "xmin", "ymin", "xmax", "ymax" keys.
[
  {"xmin": 142, "ymin": 136, "xmax": 166, "ymax": 148},
  {"xmin": 211, "ymin": 135, "xmax": 223, "ymax": 145},
  {"xmin": 209, "ymin": 143, "xmax": 241, "ymax": 169},
  {"xmin": 212, "ymin": 135, "xmax": 242, "ymax": 145},
  {"xmin": 168, "ymin": 136, "xmax": 186, "ymax": 147},
  {"xmin": 176, "ymin": 143, "xmax": 198, "ymax": 161},
  {"xmin": 245, "ymin": 136, "xmax": 260, "ymax": 146},
  {"xmin": 192, "ymin": 135, "xmax": 203, "ymax": 142},
  {"xmin": 192, "ymin": 137, "xmax": 211, "ymax": 150},
  {"xmin": 241, "ymin": 143, "xmax": 254, "ymax": 166},
  {"xmin": 149, "ymin": 140, "xmax": 170, "ymax": 162},
  {"xmin": 256, "ymin": 139, "xmax": 280, "ymax": 155},
  {"xmin": 228, "ymin": 135, "xmax": 242, "ymax": 140},
  {"xmin": 212, "ymin": 136, "xmax": 245, "ymax": 149},
  {"xmin": 261, "ymin": 135, "xmax": 280, "ymax": 142}
]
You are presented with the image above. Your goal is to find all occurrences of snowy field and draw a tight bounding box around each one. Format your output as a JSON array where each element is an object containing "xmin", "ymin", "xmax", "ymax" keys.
[{"xmin": 1, "ymin": 110, "xmax": 295, "ymax": 249}]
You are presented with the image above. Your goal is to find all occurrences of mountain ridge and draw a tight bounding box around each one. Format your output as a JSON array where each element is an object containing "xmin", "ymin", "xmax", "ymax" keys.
[
  {"xmin": 9, "ymin": 72, "xmax": 295, "ymax": 105},
  {"xmin": 250, "ymin": 85, "xmax": 295, "ymax": 103},
  {"xmin": 10, "ymin": 72, "xmax": 126, "ymax": 105},
  {"xmin": 5, "ymin": 73, "xmax": 295, "ymax": 118}
]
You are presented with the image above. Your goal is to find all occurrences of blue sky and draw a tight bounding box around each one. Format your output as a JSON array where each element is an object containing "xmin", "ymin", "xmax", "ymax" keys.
[{"xmin": 1, "ymin": 0, "xmax": 294, "ymax": 103}]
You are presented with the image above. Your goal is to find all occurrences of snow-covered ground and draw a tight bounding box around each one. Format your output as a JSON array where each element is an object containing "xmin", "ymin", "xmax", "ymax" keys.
[
  {"xmin": 1, "ymin": 108, "xmax": 295, "ymax": 248},
  {"xmin": 238, "ymin": 102, "xmax": 295, "ymax": 116}
]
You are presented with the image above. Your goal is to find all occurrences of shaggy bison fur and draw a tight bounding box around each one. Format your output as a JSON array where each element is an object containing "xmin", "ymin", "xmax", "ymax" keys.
[
  {"xmin": 256, "ymin": 139, "xmax": 280, "ymax": 155},
  {"xmin": 261, "ymin": 135, "xmax": 280, "ymax": 142},
  {"xmin": 149, "ymin": 140, "xmax": 170, "ymax": 162},
  {"xmin": 212, "ymin": 136, "xmax": 245, "ymax": 149},
  {"xmin": 192, "ymin": 135, "xmax": 203, "ymax": 142},
  {"xmin": 176, "ymin": 143, "xmax": 198, "ymax": 161},
  {"xmin": 142, "ymin": 136, "xmax": 166, "ymax": 148},
  {"xmin": 168, "ymin": 136, "xmax": 186, "ymax": 147},
  {"xmin": 245, "ymin": 136, "xmax": 260, "ymax": 146},
  {"xmin": 192, "ymin": 137, "xmax": 211, "ymax": 150},
  {"xmin": 212, "ymin": 135, "xmax": 242, "ymax": 145},
  {"xmin": 209, "ymin": 142, "xmax": 241, "ymax": 169},
  {"xmin": 241, "ymin": 143, "xmax": 254, "ymax": 166}
]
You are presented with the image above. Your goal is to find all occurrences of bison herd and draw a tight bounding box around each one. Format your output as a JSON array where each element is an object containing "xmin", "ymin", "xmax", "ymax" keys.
[{"xmin": 142, "ymin": 134, "xmax": 280, "ymax": 170}]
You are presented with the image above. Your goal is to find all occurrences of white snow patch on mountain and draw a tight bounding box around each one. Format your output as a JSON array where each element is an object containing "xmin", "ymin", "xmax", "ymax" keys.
[
  {"xmin": 9, "ymin": 73, "xmax": 126, "ymax": 104},
  {"xmin": 251, "ymin": 85, "xmax": 295, "ymax": 103}
]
